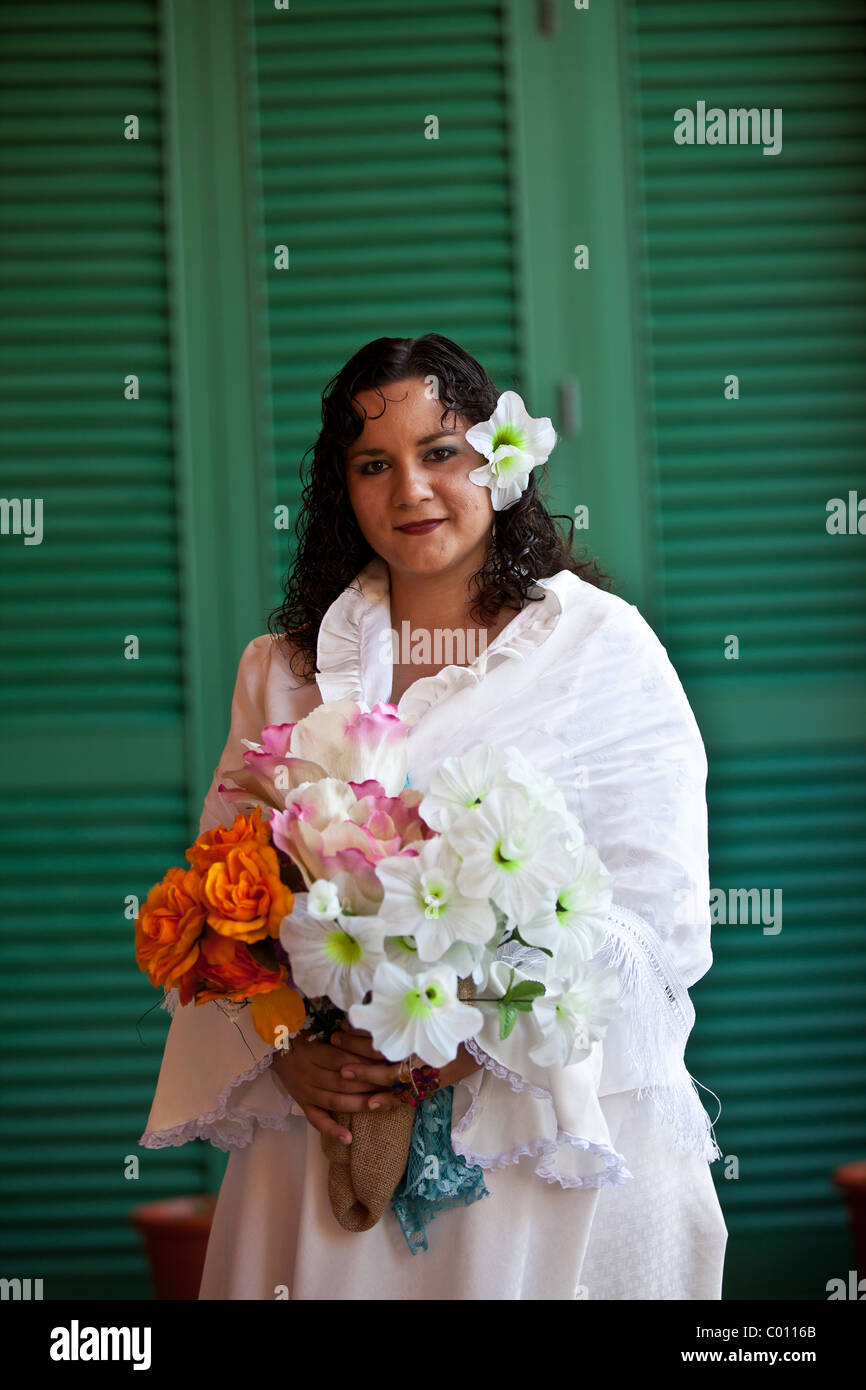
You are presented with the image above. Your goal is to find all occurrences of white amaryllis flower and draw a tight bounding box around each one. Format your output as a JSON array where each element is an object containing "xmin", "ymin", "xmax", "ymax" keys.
[
  {"xmin": 379, "ymin": 923, "xmax": 502, "ymax": 990},
  {"xmin": 498, "ymin": 746, "xmax": 586, "ymax": 853},
  {"xmin": 374, "ymin": 838, "xmax": 497, "ymax": 961},
  {"xmin": 465, "ymin": 390, "xmax": 557, "ymax": 511},
  {"xmin": 382, "ymin": 931, "xmax": 422, "ymax": 969},
  {"xmin": 451, "ymin": 785, "xmax": 575, "ymax": 923},
  {"xmin": 528, "ymin": 966, "xmax": 621, "ymax": 1067},
  {"xmin": 499, "ymin": 745, "xmax": 569, "ymax": 817},
  {"xmin": 279, "ymin": 896, "xmax": 387, "ymax": 1011},
  {"xmin": 518, "ymin": 842, "xmax": 613, "ymax": 970},
  {"xmin": 348, "ymin": 961, "xmax": 483, "ymax": 1068},
  {"xmin": 418, "ymin": 744, "xmax": 510, "ymax": 833}
]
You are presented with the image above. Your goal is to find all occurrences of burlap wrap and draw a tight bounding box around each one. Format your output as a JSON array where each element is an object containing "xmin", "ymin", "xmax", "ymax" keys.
[{"xmin": 320, "ymin": 976, "xmax": 477, "ymax": 1232}]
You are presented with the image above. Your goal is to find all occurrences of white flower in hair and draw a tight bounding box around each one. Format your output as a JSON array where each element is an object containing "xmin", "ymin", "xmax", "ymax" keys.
[{"xmin": 465, "ymin": 390, "xmax": 557, "ymax": 511}]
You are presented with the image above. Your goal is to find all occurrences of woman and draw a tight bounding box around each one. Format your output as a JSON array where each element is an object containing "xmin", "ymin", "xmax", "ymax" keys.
[{"xmin": 141, "ymin": 333, "xmax": 728, "ymax": 1299}]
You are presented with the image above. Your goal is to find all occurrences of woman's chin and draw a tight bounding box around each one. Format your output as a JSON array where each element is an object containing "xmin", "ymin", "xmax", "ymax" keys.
[{"xmin": 382, "ymin": 545, "xmax": 466, "ymax": 577}]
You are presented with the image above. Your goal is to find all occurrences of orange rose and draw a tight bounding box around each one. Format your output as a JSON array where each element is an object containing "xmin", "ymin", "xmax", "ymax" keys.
[
  {"xmin": 135, "ymin": 866, "xmax": 206, "ymax": 990},
  {"xmin": 193, "ymin": 927, "xmax": 285, "ymax": 1003},
  {"xmin": 186, "ymin": 806, "xmax": 271, "ymax": 874},
  {"xmin": 202, "ymin": 840, "xmax": 293, "ymax": 944}
]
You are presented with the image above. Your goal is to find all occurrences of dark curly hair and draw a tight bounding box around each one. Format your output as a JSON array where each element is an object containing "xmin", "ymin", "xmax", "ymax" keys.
[{"xmin": 267, "ymin": 333, "xmax": 610, "ymax": 682}]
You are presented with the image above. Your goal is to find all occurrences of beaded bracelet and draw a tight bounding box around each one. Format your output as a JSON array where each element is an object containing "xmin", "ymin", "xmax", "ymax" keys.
[{"xmin": 391, "ymin": 1063, "xmax": 442, "ymax": 1107}]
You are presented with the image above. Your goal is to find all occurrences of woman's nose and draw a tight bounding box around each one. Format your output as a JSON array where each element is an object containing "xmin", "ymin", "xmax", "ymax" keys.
[{"xmin": 389, "ymin": 461, "xmax": 435, "ymax": 505}]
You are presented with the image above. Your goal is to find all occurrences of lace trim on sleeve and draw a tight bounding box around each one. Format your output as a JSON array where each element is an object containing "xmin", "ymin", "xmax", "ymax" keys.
[
  {"xmin": 138, "ymin": 1044, "xmax": 303, "ymax": 1153},
  {"xmin": 451, "ymin": 1041, "xmax": 633, "ymax": 1190},
  {"xmin": 462, "ymin": 1036, "xmax": 552, "ymax": 1100}
]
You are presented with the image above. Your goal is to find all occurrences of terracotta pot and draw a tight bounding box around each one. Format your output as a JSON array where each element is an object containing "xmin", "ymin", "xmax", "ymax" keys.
[
  {"xmin": 832, "ymin": 1161, "xmax": 866, "ymax": 1272},
  {"xmin": 129, "ymin": 1194, "xmax": 217, "ymax": 1300}
]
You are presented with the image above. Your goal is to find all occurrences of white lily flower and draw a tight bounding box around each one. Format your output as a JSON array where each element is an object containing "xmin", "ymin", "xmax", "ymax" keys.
[
  {"xmin": 528, "ymin": 966, "xmax": 622, "ymax": 1067},
  {"xmin": 465, "ymin": 390, "xmax": 557, "ymax": 511},
  {"xmin": 519, "ymin": 842, "xmax": 614, "ymax": 970},
  {"xmin": 451, "ymin": 785, "xmax": 575, "ymax": 923},
  {"xmin": 497, "ymin": 746, "xmax": 588, "ymax": 855},
  {"xmin": 382, "ymin": 931, "xmax": 423, "ymax": 969},
  {"xmin": 380, "ymin": 931, "xmax": 497, "ymax": 992},
  {"xmin": 499, "ymin": 744, "xmax": 565, "ymax": 809},
  {"xmin": 374, "ymin": 838, "xmax": 497, "ymax": 961},
  {"xmin": 348, "ymin": 961, "xmax": 483, "ymax": 1068},
  {"xmin": 279, "ymin": 898, "xmax": 387, "ymax": 1011},
  {"xmin": 418, "ymin": 744, "xmax": 511, "ymax": 833}
]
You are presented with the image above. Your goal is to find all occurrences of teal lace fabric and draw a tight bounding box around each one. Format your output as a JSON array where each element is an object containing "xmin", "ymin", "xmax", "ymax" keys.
[{"xmin": 390, "ymin": 1084, "xmax": 490, "ymax": 1254}]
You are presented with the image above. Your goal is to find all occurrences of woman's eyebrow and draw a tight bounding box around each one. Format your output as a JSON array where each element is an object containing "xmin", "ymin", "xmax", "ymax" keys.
[{"xmin": 348, "ymin": 430, "xmax": 458, "ymax": 460}]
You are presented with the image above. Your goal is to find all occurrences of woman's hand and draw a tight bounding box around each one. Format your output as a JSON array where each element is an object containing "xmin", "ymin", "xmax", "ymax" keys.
[
  {"xmin": 270, "ymin": 1034, "xmax": 387, "ymax": 1147},
  {"xmin": 270, "ymin": 1023, "xmax": 484, "ymax": 1146},
  {"xmin": 328, "ymin": 1022, "xmax": 484, "ymax": 1113}
]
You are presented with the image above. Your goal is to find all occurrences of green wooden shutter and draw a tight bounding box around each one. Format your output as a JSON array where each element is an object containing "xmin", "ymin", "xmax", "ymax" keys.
[
  {"xmin": 0, "ymin": 1, "xmax": 210, "ymax": 1298},
  {"xmin": 245, "ymin": 0, "xmax": 526, "ymax": 585},
  {"xmin": 625, "ymin": 0, "xmax": 866, "ymax": 1296},
  {"xmin": 0, "ymin": 0, "xmax": 533, "ymax": 1300}
]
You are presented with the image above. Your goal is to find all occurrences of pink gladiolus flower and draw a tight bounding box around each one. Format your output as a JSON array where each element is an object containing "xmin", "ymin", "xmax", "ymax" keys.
[
  {"xmin": 219, "ymin": 699, "xmax": 415, "ymax": 819},
  {"xmin": 270, "ymin": 780, "xmax": 432, "ymax": 910},
  {"xmin": 288, "ymin": 700, "xmax": 410, "ymax": 796}
]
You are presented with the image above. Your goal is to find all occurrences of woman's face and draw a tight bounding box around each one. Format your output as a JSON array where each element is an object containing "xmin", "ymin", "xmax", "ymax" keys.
[{"xmin": 344, "ymin": 376, "xmax": 494, "ymax": 581}]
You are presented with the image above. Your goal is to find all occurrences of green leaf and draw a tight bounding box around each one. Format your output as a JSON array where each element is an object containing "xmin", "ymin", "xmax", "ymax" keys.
[
  {"xmin": 508, "ymin": 926, "xmax": 554, "ymax": 958},
  {"xmin": 498, "ymin": 1002, "xmax": 518, "ymax": 1040},
  {"xmin": 508, "ymin": 980, "xmax": 545, "ymax": 1002}
]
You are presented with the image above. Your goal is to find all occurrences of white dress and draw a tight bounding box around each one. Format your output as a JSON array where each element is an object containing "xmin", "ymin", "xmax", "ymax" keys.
[{"xmin": 140, "ymin": 557, "xmax": 728, "ymax": 1300}]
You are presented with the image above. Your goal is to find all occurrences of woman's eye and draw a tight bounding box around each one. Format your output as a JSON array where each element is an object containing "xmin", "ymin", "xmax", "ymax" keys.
[{"xmin": 359, "ymin": 448, "xmax": 454, "ymax": 475}]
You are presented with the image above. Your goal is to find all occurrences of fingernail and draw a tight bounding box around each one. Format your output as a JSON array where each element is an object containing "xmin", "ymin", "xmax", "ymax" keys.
[
  {"xmin": 369, "ymin": 1101, "xmax": 380, "ymax": 1110},
  {"xmin": 342, "ymin": 1069, "xmax": 355, "ymax": 1079},
  {"xmin": 342, "ymin": 1132, "xmax": 351, "ymax": 1144}
]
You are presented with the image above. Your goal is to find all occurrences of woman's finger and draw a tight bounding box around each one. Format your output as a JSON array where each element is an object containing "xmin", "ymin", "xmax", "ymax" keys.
[
  {"xmin": 306, "ymin": 1046, "xmax": 380, "ymax": 1091},
  {"xmin": 336, "ymin": 1058, "xmax": 403, "ymax": 1088},
  {"xmin": 300, "ymin": 1103, "xmax": 353, "ymax": 1146},
  {"xmin": 309, "ymin": 1085, "xmax": 398, "ymax": 1113},
  {"xmin": 362, "ymin": 1088, "xmax": 404, "ymax": 1112}
]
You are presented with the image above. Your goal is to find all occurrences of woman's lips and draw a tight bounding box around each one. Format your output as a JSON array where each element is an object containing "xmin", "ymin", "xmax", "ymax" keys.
[{"xmin": 395, "ymin": 519, "xmax": 446, "ymax": 534}]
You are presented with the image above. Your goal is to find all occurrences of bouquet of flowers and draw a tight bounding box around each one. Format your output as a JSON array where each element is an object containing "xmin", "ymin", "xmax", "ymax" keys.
[{"xmin": 135, "ymin": 699, "xmax": 621, "ymax": 1240}]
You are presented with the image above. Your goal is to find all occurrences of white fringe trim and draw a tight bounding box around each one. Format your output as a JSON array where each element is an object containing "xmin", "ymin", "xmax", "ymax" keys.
[{"xmin": 597, "ymin": 905, "xmax": 722, "ymax": 1163}]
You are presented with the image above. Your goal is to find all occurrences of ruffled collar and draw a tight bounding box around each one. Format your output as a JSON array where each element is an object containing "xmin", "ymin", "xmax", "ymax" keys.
[{"xmin": 315, "ymin": 554, "xmax": 575, "ymax": 721}]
